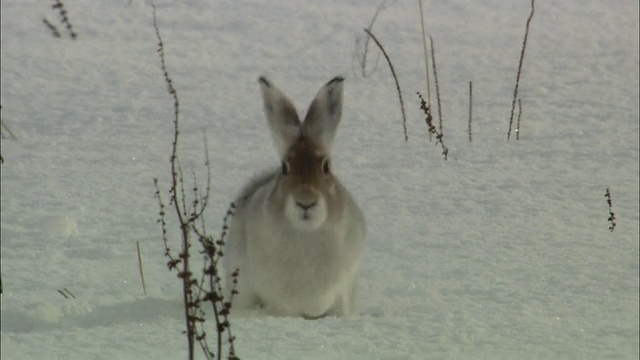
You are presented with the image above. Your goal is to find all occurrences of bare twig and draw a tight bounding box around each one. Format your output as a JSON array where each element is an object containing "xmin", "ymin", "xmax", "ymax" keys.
[
  {"xmin": 152, "ymin": 7, "xmax": 195, "ymax": 359},
  {"xmin": 418, "ymin": 92, "xmax": 448, "ymax": 160},
  {"xmin": 507, "ymin": 0, "xmax": 535, "ymax": 139},
  {"xmin": 56, "ymin": 288, "xmax": 75, "ymax": 299},
  {"xmin": 64, "ymin": 288, "xmax": 76, "ymax": 298},
  {"xmin": 516, "ymin": 98, "xmax": 522, "ymax": 140},
  {"xmin": 1, "ymin": 105, "xmax": 18, "ymax": 140},
  {"xmin": 203, "ymin": 202, "xmax": 240, "ymax": 360},
  {"xmin": 418, "ymin": 0, "xmax": 433, "ymax": 142},
  {"xmin": 429, "ymin": 36, "xmax": 443, "ymax": 137},
  {"xmin": 353, "ymin": 0, "xmax": 385, "ymax": 78},
  {"xmin": 605, "ymin": 188, "xmax": 616, "ymax": 232},
  {"xmin": 52, "ymin": 0, "xmax": 77, "ymax": 40},
  {"xmin": 468, "ymin": 81, "xmax": 473, "ymax": 142},
  {"xmin": 43, "ymin": 18, "xmax": 61, "ymax": 38},
  {"xmin": 1, "ymin": 120, "xmax": 17, "ymax": 140},
  {"xmin": 363, "ymin": 28, "xmax": 408, "ymax": 142},
  {"xmin": 153, "ymin": 7, "xmax": 237, "ymax": 360},
  {"xmin": 136, "ymin": 241, "xmax": 147, "ymax": 295}
]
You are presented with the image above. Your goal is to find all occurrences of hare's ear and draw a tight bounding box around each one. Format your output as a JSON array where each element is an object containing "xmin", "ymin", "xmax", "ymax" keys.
[
  {"xmin": 259, "ymin": 76, "xmax": 301, "ymax": 158},
  {"xmin": 302, "ymin": 77, "xmax": 344, "ymax": 151}
]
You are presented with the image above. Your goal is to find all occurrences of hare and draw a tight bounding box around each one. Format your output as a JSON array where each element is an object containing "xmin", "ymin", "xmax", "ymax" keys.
[{"xmin": 223, "ymin": 76, "xmax": 366, "ymax": 318}]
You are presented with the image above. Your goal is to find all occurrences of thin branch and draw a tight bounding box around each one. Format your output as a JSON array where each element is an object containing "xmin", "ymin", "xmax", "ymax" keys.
[
  {"xmin": 605, "ymin": 188, "xmax": 616, "ymax": 232},
  {"xmin": 363, "ymin": 28, "xmax": 408, "ymax": 142},
  {"xmin": 418, "ymin": 0, "xmax": 433, "ymax": 141},
  {"xmin": 507, "ymin": 0, "xmax": 535, "ymax": 139},
  {"xmin": 516, "ymin": 98, "xmax": 522, "ymax": 140},
  {"xmin": 152, "ymin": 7, "xmax": 195, "ymax": 359},
  {"xmin": 43, "ymin": 18, "xmax": 61, "ymax": 38},
  {"xmin": 1, "ymin": 105, "xmax": 18, "ymax": 140},
  {"xmin": 468, "ymin": 81, "xmax": 473, "ymax": 142},
  {"xmin": 136, "ymin": 241, "xmax": 147, "ymax": 295},
  {"xmin": 353, "ymin": 0, "xmax": 385, "ymax": 78},
  {"xmin": 63, "ymin": 288, "xmax": 76, "ymax": 299},
  {"xmin": 429, "ymin": 35, "xmax": 443, "ymax": 137},
  {"xmin": 188, "ymin": 135, "xmax": 212, "ymax": 223},
  {"xmin": 418, "ymin": 92, "xmax": 448, "ymax": 160},
  {"xmin": 52, "ymin": 0, "xmax": 77, "ymax": 40},
  {"xmin": 1, "ymin": 119, "xmax": 17, "ymax": 140}
]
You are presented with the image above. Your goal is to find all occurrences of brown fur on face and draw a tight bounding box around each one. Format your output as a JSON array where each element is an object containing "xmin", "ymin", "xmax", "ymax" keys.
[
  {"xmin": 277, "ymin": 135, "xmax": 332, "ymax": 209},
  {"xmin": 271, "ymin": 135, "xmax": 345, "ymax": 225},
  {"xmin": 285, "ymin": 135, "xmax": 331, "ymax": 188}
]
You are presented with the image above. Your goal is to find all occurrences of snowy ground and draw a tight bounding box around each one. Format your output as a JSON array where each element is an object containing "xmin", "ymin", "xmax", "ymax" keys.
[{"xmin": 1, "ymin": 0, "xmax": 638, "ymax": 359}]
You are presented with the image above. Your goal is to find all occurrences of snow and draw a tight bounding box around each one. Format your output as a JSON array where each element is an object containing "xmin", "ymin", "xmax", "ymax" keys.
[{"xmin": 1, "ymin": 0, "xmax": 638, "ymax": 359}]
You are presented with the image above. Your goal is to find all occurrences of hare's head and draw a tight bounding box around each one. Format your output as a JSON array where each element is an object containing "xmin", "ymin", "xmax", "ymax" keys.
[{"xmin": 259, "ymin": 76, "xmax": 345, "ymax": 231}]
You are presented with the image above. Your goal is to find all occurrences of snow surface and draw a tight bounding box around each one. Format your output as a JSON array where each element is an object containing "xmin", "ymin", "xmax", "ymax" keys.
[{"xmin": 1, "ymin": 0, "xmax": 638, "ymax": 359}]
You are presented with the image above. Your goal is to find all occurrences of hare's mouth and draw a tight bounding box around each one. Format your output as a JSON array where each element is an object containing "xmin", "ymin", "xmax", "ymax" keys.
[
  {"xmin": 298, "ymin": 210, "xmax": 317, "ymax": 224},
  {"xmin": 284, "ymin": 194, "xmax": 327, "ymax": 231}
]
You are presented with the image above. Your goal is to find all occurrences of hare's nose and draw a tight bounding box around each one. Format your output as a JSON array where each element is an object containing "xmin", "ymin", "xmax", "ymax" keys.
[{"xmin": 296, "ymin": 201, "xmax": 317, "ymax": 211}]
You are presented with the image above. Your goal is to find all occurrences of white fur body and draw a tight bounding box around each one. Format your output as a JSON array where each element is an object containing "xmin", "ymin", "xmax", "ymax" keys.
[{"xmin": 223, "ymin": 76, "xmax": 366, "ymax": 318}]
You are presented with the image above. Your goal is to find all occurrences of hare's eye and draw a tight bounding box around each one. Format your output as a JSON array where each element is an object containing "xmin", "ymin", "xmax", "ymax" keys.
[
  {"xmin": 322, "ymin": 158, "xmax": 331, "ymax": 174},
  {"xmin": 281, "ymin": 161, "xmax": 289, "ymax": 176}
]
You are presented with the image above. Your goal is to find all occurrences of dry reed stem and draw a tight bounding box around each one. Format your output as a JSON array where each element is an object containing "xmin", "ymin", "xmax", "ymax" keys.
[
  {"xmin": 429, "ymin": 36, "xmax": 443, "ymax": 137},
  {"xmin": 418, "ymin": 92, "xmax": 448, "ymax": 160},
  {"xmin": 507, "ymin": 0, "xmax": 535, "ymax": 139},
  {"xmin": 516, "ymin": 98, "xmax": 522, "ymax": 140},
  {"xmin": 52, "ymin": 0, "xmax": 77, "ymax": 39},
  {"xmin": 605, "ymin": 188, "xmax": 616, "ymax": 232},
  {"xmin": 353, "ymin": 0, "xmax": 385, "ymax": 78},
  {"xmin": 43, "ymin": 18, "xmax": 61, "ymax": 38},
  {"xmin": 1, "ymin": 105, "xmax": 18, "ymax": 140},
  {"xmin": 364, "ymin": 28, "xmax": 408, "ymax": 142},
  {"xmin": 152, "ymin": 7, "xmax": 196, "ymax": 359},
  {"xmin": 136, "ymin": 241, "xmax": 147, "ymax": 295},
  {"xmin": 418, "ymin": 0, "xmax": 433, "ymax": 141},
  {"xmin": 468, "ymin": 81, "xmax": 473, "ymax": 142}
]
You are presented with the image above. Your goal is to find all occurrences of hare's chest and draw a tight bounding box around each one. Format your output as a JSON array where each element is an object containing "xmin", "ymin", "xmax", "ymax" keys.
[
  {"xmin": 247, "ymin": 226, "xmax": 345, "ymax": 279},
  {"xmin": 251, "ymin": 227, "xmax": 341, "ymax": 264},
  {"xmin": 247, "ymin": 230, "xmax": 346, "ymax": 312}
]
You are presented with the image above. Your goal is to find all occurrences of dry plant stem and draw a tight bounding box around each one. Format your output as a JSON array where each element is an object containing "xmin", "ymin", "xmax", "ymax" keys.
[
  {"xmin": 1, "ymin": 119, "xmax": 18, "ymax": 139},
  {"xmin": 136, "ymin": 241, "xmax": 147, "ymax": 295},
  {"xmin": 187, "ymin": 135, "xmax": 211, "ymax": 223},
  {"xmin": 418, "ymin": 0, "xmax": 433, "ymax": 141},
  {"xmin": 43, "ymin": 18, "xmax": 61, "ymax": 38},
  {"xmin": 516, "ymin": 98, "xmax": 522, "ymax": 140},
  {"xmin": 355, "ymin": 0, "xmax": 385, "ymax": 78},
  {"xmin": 468, "ymin": 81, "xmax": 473, "ymax": 142},
  {"xmin": 152, "ymin": 7, "xmax": 195, "ymax": 359},
  {"xmin": 52, "ymin": 0, "xmax": 77, "ymax": 39},
  {"xmin": 417, "ymin": 92, "xmax": 448, "ymax": 160},
  {"xmin": 214, "ymin": 204, "xmax": 239, "ymax": 358},
  {"xmin": 363, "ymin": 28, "xmax": 408, "ymax": 142},
  {"xmin": 507, "ymin": 0, "xmax": 535, "ymax": 140},
  {"xmin": 153, "ymin": 8, "xmax": 237, "ymax": 358},
  {"xmin": 1, "ymin": 112, "xmax": 18, "ymax": 140},
  {"xmin": 192, "ymin": 201, "xmax": 240, "ymax": 360},
  {"xmin": 56, "ymin": 288, "xmax": 75, "ymax": 299},
  {"xmin": 429, "ymin": 36, "xmax": 443, "ymax": 137},
  {"xmin": 605, "ymin": 188, "xmax": 616, "ymax": 232},
  {"xmin": 213, "ymin": 203, "xmax": 239, "ymax": 359},
  {"xmin": 64, "ymin": 288, "xmax": 76, "ymax": 298}
]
